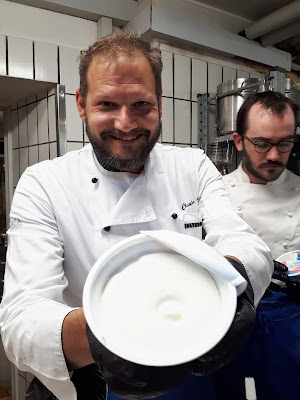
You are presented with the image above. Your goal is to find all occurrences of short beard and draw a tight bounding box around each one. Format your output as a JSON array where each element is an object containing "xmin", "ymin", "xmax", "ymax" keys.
[
  {"xmin": 85, "ymin": 116, "xmax": 161, "ymax": 171},
  {"xmin": 242, "ymin": 147, "xmax": 285, "ymax": 182}
]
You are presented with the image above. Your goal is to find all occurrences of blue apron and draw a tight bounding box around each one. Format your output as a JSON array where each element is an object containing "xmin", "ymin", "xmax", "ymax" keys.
[{"xmin": 108, "ymin": 292, "xmax": 300, "ymax": 400}]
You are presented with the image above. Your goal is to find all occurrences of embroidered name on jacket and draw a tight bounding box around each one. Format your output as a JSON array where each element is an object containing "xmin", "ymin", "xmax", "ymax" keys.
[
  {"xmin": 184, "ymin": 222, "xmax": 202, "ymax": 229},
  {"xmin": 182, "ymin": 212, "xmax": 203, "ymax": 229}
]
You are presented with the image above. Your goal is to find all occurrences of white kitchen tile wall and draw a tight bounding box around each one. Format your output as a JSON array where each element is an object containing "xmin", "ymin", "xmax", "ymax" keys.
[
  {"xmin": 12, "ymin": 149, "xmax": 20, "ymax": 188},
  {"xmin": 223, "ymin": 67, "xmax": 236, "ymax": 82},
  {"xmin": 10, "ymin": 91, "xmax": 57, "ymax": 187},
  {"xmin": 11, "ymin": 110, "xmax": 19, "ymax": 149},
  {"xmin": 27, "ymin": 102, "xmax": 39, "ymax": 146},
  {"xmin": 191, "ymin": 102, "xmax": 198, "ymax": 145},
  {"xmin": 161, "ymin": 97, "xmax": 173, "ymax": 143},
  {"xmin": 192, "ymin": 59, "xmax": 207, "ymax": 101},
  {"xmin": 208, "ymin": 63, "xmax": 222, "ymax": 94},
  {"xmin": 174, "ymin": 54, "xmax": 191, "ymax": 100},
  {"xmin": 59, "ymin": 46, "xmax": 80, "ymax": 94},
  {"xmin": 20, "ymin": 147, "xmax": 29, "ymax": 176},
  {"xmin": 7, "ymin": 36, "xmax": 33, "ymax": 79},
  {"xmin": 66, "ymin": 94, "xmax": 84, "ymax": 142},
  {"xmin": 39, "ymin": 143, "xmax": 50, "ymax": 161},
  {"xmin": 174, "ymin": 99, "xmax": 191, "ymax": 144},
  {"xmin": 50, "ymin": 142, "xmax": 58, "ymax": 159},
  {"xmin": 18, "ymin": 107, "xmax": 28, "ymax": 148},
  {"xmin": 67, "ymin": 142, "xmax": 85, "ymax": 152},
  {"xmin": 0, "ymin": 34, "xmax": 6, "ymax": 75},
  {"xmin": 48, "ymin": 95, "xmax": 57, "ymax": 142},
  {"xmin": 161, "ymin": 51, "xmax": 173, "ymax": 98},
  {"xmin": 34, "ymin": 41, "xmax": 58, "ymax": 83},
  {"xmin": 237, "ymin": 70, "xmax": 250, "ymax": 79},
  {"xmin": 37, "ymin": 98, "xmax": 49, "ymax": 144},
  {"xmin": 159, "ymin": 48, "xmax": 260, "ymax": 148},
  {"xmin": 29, "ymin": 146, "xmax": 39, "ymax": 166}
]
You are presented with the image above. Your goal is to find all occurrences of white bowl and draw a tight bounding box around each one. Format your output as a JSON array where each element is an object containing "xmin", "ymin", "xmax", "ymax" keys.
[
  {"xmin": 276, "ymin": 250, "xmax": 300, "ymax": 281},
  {"xmin": 83, "ymin": 233, "xmax": 237, "ymax": 367}
]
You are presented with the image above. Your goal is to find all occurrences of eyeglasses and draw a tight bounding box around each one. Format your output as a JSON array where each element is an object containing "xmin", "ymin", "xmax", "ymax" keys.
[{"xmin": 243, "ymin": 135, "xmax": 295, "ymax": 153}]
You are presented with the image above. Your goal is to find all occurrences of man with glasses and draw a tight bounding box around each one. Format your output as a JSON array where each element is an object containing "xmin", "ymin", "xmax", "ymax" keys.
[
  {"xmin": 218, "ymin": 91, "xmax": 300, "ymax": 400},
  {"xmin": 223, "ymin": 90, "xmax": 299, "ymax": 260}
]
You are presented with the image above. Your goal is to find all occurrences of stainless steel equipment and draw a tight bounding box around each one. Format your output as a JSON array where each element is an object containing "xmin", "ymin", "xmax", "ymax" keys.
[
  {"xmin": 285, "ymin": 79, "xmax": 300, "ymax": 126},
  {"xmin": 206, "ymin": 141, "xmax": 234, "ymax": 175},
  {"xmin": 216, "ymin": 77, "xmax": 269, "ymax": 135}
]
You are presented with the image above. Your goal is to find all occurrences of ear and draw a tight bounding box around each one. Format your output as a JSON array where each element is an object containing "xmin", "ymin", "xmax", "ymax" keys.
[
  {"xmin": 158, "ymin": 93, "xmax": 162, "ymax": 119},
  {"xmin": 76, "ymin": 89, "xmax": 85, "ymax": 121},
  {"xmin": 232, "ymin": 132, "xmax": 243, "ymax": 152}
]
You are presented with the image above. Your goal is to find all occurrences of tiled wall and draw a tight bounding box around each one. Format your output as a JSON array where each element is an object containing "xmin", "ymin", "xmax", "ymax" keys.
[
  {"xmin": 10, "ymin": 89, "xmax": 58, "ymax": 189},
  {"xmin": 160, "ymin": 48, "xmax": 262, "ymax": 148}
]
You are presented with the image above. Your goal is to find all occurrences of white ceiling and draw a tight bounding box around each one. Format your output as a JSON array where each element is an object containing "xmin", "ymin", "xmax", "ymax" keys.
[
  {"xmin": 5, "ymin": 0, "xmax": 300, "ymax": 68},
  {"xmin": 188, "ymin": 0, "xmax": 296, "ymax": 21},
  {"xmin": 189, "ymin": 0, "xmax": 300, "ymax": 68}
]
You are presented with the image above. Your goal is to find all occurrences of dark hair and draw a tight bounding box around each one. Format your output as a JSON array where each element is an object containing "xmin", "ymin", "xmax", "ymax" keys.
[
  {"xmin": 236, "ymin": 91, "xmax": 298, "ymax": 136},
  {"xmin": 79, "ymin": 30, "xmax": 163, "ymax": 102}
]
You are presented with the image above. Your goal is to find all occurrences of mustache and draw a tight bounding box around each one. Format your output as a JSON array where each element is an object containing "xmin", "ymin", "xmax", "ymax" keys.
[
  {"xmin": 101, "ymin": 127, "xmax": 151, "ymax": 139},
  {"xmin": 259, "ymin": 161, "xmax": 284, "ymax": 168}
]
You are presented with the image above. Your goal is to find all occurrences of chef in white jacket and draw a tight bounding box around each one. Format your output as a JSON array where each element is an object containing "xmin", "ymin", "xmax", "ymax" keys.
[
  {"xmin": 0, "ymin": 31, "xmax": 272, "ymax": 400},
  {"xmin": 222, "ymin": 91, "xmax": 300, "ymax": 260},
  {"xmin": 219, "ymin": 91, "xmax": 300, "ymax": 400}
]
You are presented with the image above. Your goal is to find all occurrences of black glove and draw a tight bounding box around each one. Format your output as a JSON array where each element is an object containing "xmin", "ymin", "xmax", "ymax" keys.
[
  {"xmin": 191, "ymin": 257, "xmax": 256, "ymax": 376},
  {"xmin": 264, "ymin": 260, "xmax": 300, "ymax": 301},
  {"xmin": 86, "ymin": 323, "xmax": 193, "ymax": 400}
]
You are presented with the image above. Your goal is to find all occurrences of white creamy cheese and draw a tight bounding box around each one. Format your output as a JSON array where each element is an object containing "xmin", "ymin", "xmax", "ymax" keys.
[{"xmin": 96, "ymin": 252, "xmax": 222, "ymax": 366}]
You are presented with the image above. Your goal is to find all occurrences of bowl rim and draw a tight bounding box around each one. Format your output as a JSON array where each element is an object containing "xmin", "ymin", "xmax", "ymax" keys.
[{"xmin": 83, "ymin": 233, "xmax": 237, "ymax": 367}]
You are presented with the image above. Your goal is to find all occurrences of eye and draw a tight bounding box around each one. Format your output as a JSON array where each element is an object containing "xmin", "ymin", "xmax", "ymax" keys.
[
  {"xmin": 278, "ymin": 141, "xmax": 295, "ymax": 152},
  {"xmin": 99, "ymin": 101, "xmax": 114, "ymax": 107},
  {"xmin": 134, "ymin": 101, "xmax": 149, "ymax": 107},
  {"xmin": 255, "ymin": 142, "xmax": 270, "ymax": 151}
]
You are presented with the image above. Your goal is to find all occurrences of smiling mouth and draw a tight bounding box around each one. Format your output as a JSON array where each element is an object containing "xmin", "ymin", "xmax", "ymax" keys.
[{"xmin": 110, "ymin": 134, "xmax": 143, "ymax": 142}]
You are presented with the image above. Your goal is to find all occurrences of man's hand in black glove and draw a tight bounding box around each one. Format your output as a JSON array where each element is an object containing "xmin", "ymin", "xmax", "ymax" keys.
[
  {"xmin": 264, "ymin": 260, "xmax": 300, "ymax": 301},
  {"xmin": 86, "ymin": 323, "xmax": 193, "ymax": 400},
  {"xmin": 191, "ymin": 257, "xmax": 256, "ymax": 376}
]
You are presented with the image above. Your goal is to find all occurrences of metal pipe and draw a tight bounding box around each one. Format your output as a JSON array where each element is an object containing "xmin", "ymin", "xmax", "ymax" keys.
[
  {"xmin": 244, "ymin": 0, "xmax": 300, "ymax": 40},
  {"xmin": 261, "ymin": 19, "xmax": 300, "ymax": 47},
  {"xmin": 215, "ymin": 80, "xmax": 267, "ymax": 100}
]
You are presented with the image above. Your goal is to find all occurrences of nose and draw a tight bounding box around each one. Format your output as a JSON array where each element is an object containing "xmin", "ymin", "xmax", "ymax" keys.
[
  {"xmin": 114, "ymin": 106, "xmax": 138, "ymax": 132},
  {"xmin": 266, "ymin": 144, "xmax": 281, "ymax": 161}
]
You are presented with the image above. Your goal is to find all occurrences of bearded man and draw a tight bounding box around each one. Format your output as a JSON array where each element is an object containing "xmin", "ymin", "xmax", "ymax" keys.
[{"xmin": 223, "ymin": 91, "xmax": 299, "ymax": 260}]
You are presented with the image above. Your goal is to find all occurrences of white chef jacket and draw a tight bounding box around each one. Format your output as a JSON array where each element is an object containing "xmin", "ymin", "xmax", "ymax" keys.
[
  {"xmin": 223, "ymin": 162, "xmax": 300, "ymax": 260},
  {"xmin": 0, "ymin": 144, "xmax": 272, "ymax": 399}
]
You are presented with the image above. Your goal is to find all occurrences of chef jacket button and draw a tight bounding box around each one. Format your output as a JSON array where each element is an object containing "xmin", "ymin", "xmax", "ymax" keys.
[
  {"xmin": 104, "ymin": 226, "xmax": 111, "ymax": 232},
  {"xmin": 171, "ymin": 213, "xmax": 178, "ymax": 219},
  {"xmin": 231, "ymin": 183, "xmax": 236, "ymax": 187},
  {"xmin": 288, "ymin": 212, "xmax": 292, "ymax": 218},
  {"xmin": 237, "ymin": 207, "xmax": 241, "ymax": 211},
  {"xmin": 294, "ymin": 187, "xmax": 299, "ymax": 191},
  {"xmin": 283, "ymin": 242, "xmax": 288, "ymax": 249},
  {"xmin": 91, "ymin": 177, "xmax": 98, "ymax": 183}
]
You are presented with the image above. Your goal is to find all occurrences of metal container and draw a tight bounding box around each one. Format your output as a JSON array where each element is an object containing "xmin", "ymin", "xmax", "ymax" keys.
[
  {"xmin": 285, "ymin": 80, "xmax": 300, "ymax": 126},
  {"xmin": 216, "ymin": 77, "xmax": 268, "ymax": 135}
]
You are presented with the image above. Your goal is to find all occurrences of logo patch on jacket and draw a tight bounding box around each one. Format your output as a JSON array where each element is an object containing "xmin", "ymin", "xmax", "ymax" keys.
[{"xmin": 183, "ymin": 213, "xmax": 202, "ymax": 229}]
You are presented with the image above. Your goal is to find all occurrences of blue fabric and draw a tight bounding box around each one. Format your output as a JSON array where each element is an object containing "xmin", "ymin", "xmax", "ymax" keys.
[
  {"xmin": 213, "ymin": 292, "xmax": 300, "ymax": 400},
  {"xmin": 107, "ymin": 292, "xmax": 300, "ymax": 400},
  {"xmin": 107, "ymin": 375, "xmax": 216, "ymax": 400}
]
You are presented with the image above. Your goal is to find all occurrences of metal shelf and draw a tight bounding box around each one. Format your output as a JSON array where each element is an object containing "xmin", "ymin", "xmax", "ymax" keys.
[{"xmin": 214, "ymin": 133, "xmax": 233, "ymax": 143}]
